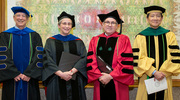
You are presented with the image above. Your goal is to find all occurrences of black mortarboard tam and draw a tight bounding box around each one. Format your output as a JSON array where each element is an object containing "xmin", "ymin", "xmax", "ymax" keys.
[
  {"xmin": 98, "ymin": 10, "xmax": 124, "ymax": 35},
  {"xmin": 57, "ymin": 11, "xmax": 75, "ymax": 27},
  {"xmin": 144, "ymin": 5, "xmax": 166, "ymax": 14}
]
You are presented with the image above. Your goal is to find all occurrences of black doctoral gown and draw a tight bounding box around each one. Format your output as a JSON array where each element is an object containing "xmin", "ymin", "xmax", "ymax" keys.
[{"xmin": 42, "ymin": 34, "xmax": 87, "ymax": 100}]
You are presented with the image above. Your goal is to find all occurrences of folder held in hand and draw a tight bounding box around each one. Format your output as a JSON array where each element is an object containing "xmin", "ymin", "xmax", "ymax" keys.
[
  {"xmin": 96, "ymin": 56, "xmax": 112, "ymax": 74},
  {"xmin": 58, "ymin": 52, "xmax": 81, "ymax": 80}
]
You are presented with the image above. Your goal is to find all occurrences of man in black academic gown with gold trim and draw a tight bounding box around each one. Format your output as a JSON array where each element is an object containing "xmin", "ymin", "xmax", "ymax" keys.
[
  {"xmin": 133, "ymin": 5, "xmax": 180, "ymax": 100},
  {"xmin": 0, "ymin": 6, "xmax": 43, "ymax": 100}
]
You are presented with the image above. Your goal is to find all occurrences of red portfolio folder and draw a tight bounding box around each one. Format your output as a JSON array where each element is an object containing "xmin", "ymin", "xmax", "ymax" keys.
[{"xmin": 96, "ymin": 56, "xmax": 112, "ymax": 73}]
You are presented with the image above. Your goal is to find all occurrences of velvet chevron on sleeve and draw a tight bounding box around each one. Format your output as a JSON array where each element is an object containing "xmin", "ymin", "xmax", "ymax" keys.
[
  {"xmin": 0, "ymin": 27, "xmax": 43, "ymax": 100},
  {"xmin": 87, "ymin": 32, "xmax": 134, "ymax": 100},
  {"xmin": 133, "ymin": 27, "xmax": 180, "ymax": 100},
  {"xmin": 42, "ymin": 34, "xmax": 87, "ymax": 100}
]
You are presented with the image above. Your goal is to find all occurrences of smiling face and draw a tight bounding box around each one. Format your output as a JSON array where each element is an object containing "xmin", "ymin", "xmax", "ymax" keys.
[
  {"xmin": 147, "ymin": 12, "xmax": 163, "ymax": 29},
  {"xmin": 102, "ymin": 17, "xmax": 118, "ymax": 35},
  {"xmin": 58, "ymin": 18, "xmax": 73, "ymax": 36},
  {"xmin": 13, "ymin": 12, "xmax": 29, "ymax": 29}
]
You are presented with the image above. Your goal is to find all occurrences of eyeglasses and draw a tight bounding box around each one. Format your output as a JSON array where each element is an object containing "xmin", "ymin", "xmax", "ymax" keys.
[
  {"xmin": 103, "ymin": 21, "xmax": 117, "ymax": 26},
  {"xmin": 15, "ymin": 14, "xmax": 27, "ymax": 18},
  {"xmin": 61, "ymin": 22, "xmax": 72, "ymax": 26}
]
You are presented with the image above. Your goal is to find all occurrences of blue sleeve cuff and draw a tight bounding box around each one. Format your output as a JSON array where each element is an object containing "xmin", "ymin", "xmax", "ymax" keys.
[{"xmin": 152, "ymin": 70, "xmax": 157, "ymax": 75}]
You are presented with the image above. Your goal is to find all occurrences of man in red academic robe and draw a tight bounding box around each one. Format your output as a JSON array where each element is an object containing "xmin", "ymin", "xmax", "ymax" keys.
[{"xmin": 87, "ymin": 10, "xmax": 134, "ymax": 100}]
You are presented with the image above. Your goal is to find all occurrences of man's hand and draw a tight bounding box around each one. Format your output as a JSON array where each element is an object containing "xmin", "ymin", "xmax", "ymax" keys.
[
  {"xmin": 14, "ymin": 74, "xmax": 31, "ymax": 82},
  {"xmin": 20, "ymin": 74, "xmax": 31, "ymax": 82},
  {"xmin": 99, "ymin": 73, "xmax": 113, "ymax": 85},
  {"xmin": 14, "ymin": 74, "xmax": 22, "ymax": 82},
  {"xmin": 154, "ymin": 71, "xmax": 165, "ymax": 81}
]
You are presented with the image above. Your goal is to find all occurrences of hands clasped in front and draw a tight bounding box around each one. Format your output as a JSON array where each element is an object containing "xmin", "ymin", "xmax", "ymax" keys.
[
  {"xmin": 60, "ymin": 71, "xmax": 73, "ymax": 81},
  {"xmin": 55, "ymin": 68, "xmax": 78, "ymax": 81},
  {"xmin": 99, "ymin": 73, "xmax": 113, "ymax": 85},
  {"xmin": 154, "ymin": 71, "xmax": 165, "ymax": 81},
  {"xmin": 14, "ymin": 74, "xmax": 31, "ymax": 82}
]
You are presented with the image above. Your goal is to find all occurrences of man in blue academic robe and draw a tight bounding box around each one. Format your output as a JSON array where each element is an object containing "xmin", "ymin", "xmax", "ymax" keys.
[{"xmin": 0, "ymin": 6, "xmax": 43, "ymax": 100}]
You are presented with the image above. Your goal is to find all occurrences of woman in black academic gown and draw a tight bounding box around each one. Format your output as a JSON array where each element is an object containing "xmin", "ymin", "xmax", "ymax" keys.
[{"xmin": 42, "ymin": 11, "xmax": 87, "ymax": 100}]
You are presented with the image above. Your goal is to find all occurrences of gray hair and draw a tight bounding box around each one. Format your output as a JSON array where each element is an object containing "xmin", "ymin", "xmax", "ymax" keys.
[{"xmin": 58, "ymin": 16, "xmax": 71, "ymax": 25}]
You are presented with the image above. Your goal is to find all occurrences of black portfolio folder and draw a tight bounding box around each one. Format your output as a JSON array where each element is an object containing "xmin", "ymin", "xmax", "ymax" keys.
[{"xmin": 58, "ymin": 52, "xmax": 81, "ymax": 80}]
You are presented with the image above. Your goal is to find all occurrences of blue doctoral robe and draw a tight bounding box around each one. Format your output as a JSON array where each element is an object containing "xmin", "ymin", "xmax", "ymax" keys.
[{"xmin": 4, "ymin": 27, "xmax": 36, "ymax": 100}]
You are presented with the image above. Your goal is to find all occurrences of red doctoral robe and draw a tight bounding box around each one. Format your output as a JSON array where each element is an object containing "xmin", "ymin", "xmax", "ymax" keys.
[{"xmin": 87, "ymin": 32, "xmax": 134, "ymax": 100}]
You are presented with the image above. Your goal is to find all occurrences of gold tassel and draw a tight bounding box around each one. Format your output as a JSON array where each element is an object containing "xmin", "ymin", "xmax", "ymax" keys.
[
  {"xmin": 29, "ymin": 14, "xmax": 32, "ymax": 22},
  {"xmin": 70, "ymin": 27, "xmax": 75, "ymax": 34}
]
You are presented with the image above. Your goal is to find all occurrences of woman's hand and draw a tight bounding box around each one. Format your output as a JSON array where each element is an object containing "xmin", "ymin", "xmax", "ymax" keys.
[
  {"xmin": 70, "ymin": 68, "xmax": 78, "ymax": 75},
  {"xmin": 55, "ymin": 70, "xmax": 73, "ymax": 81}
]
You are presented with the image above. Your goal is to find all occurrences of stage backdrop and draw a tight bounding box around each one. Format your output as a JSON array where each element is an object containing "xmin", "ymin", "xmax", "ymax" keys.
[{"xmin": 7, "ymin": 0, "xmax": 180, "ymax": 79}]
